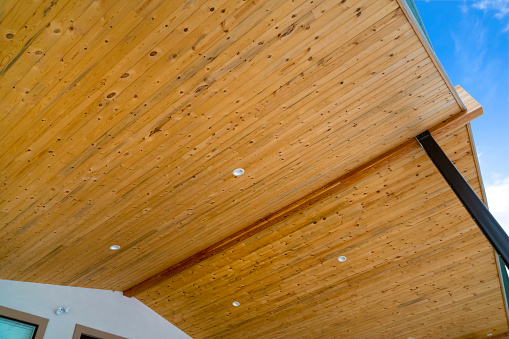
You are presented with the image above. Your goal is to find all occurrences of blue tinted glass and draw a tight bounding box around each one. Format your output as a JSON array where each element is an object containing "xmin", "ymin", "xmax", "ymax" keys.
[{"xmin": 0, "ymin": 316, "xmax": 37, "ymax": 339}]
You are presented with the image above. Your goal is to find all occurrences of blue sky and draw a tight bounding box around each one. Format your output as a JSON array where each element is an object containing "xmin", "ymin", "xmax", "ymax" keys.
[{"xmin": 415, "ymin": 0, "xmax": 509, "ymax": 230}]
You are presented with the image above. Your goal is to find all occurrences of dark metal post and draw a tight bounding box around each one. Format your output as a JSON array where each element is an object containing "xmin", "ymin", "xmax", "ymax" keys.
[{"xmin": 416, "ymin": 130, "xmax": 509, "ymax": 267}]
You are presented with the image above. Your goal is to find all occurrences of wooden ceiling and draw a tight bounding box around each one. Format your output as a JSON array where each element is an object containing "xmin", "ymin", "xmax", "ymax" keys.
[
  {"xmin": 136, "ymin": 124, "xmax": 508, "ymax": 338},
  {"xmin": 0, "ymin": 0, "xmax": 506, "ymax": 337}
]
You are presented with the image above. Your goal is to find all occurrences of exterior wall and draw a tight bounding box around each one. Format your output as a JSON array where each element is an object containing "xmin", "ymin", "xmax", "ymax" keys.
[{"xmin": 0, "ymin": 279, "xmax": 191, "ymax": 339}]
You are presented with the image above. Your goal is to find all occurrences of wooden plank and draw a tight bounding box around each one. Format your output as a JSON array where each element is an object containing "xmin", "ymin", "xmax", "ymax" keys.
[
  {"xmin": 0, "ymin": 0, "xmax": 316, "ymax": 264},
  {"xmin": 0, "ymin": 9, "xmax": 493, "ymax": 338},
  {"xmin": 0, "ymin": 0, "xmax": 418, "ymax": 278},
  {"xmin": 123, "ymin": 87, "xmax": 482, "ymax": 297},
  {"xmin": 133, "ymin": 125, "xmax": 506, "ymax": 338},
  {"xmin": 0, "ymin": 0, "xmax": 104, "ymax": 100},
  {"xmin": 395, "ymin": 0, "xmax": 466, "ymax": 111}
]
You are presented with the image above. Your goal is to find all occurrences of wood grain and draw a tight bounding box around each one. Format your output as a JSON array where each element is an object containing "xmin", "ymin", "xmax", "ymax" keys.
[
  {"xmin": 0, "ymin": 0, "xmax": 467, "ymax": 291},
  {"xmin": 0, "ymin": 0, "xmax": 504, "ymax": 337},
  {"xmin": 124, "ymin": 85, "xmax": 482, "ymax": 297},
  {"xmin": 136, "ymin": 125, "xmax": 507, "ymax": 338}
]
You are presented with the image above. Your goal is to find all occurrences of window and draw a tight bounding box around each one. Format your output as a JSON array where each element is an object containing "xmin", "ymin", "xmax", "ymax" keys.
[
  {"xmin": 0, "ymin": 316, "xmax": 37, "ymax": 339},
  {"xmin": 72, "ymin": 324, "xmax": 127, "ymax": 339},
  {"xmin": 0, "ymin": 305, "xmax": 48, "ymax": 339},
  {"xmin": 81, "ymin": 335, "xmax": 101, "ymax": 339}
]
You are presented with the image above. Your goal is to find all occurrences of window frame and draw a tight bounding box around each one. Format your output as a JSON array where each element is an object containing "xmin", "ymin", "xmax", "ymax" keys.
[
  {"xmin": 0, "ymin": 305, "xmax": 49, "ymax": 339},
  {"xmin": 72, "ymin": 324, "xmax": 127, "ymax": 339}
]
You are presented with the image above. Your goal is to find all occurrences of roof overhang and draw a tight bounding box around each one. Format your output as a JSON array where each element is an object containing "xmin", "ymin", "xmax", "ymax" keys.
[{"xmin": 0, "ymin": 0, "xmax": 507, "ymax": 337}]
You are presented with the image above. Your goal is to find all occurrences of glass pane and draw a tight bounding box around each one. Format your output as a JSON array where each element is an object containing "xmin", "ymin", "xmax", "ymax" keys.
[{"xmin": 0, "ymin": 316, "xmax": 37, "ymax": 339}]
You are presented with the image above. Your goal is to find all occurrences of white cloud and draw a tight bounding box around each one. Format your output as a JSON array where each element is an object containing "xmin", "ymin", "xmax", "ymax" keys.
[
  {"xmin": 460, "ymin": 1, "xmax": 470, "ymax": 14},
  {"xmin": 451, "ymin": 18, "xmax": 488, "ymax": 85},
  {"xmin": 485, "ymin": 176, "xmax": 509, "ymax": 233},
  {"xmin": 472, "ymin": 0, "xmax": 509, "ymax": 18}
]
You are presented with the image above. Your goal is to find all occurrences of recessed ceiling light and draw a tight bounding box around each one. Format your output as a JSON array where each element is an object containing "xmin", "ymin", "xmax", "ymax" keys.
[
  {"xmin": 338, "ymin": 256, "xmax": 347, "ymax": 262},
  {"xmin": 232, "ymin": 168, "xmax": 244, "ymax": 176},
  {"xmin": 232, "ymin": 301, "xmax": 240, "ymax": 307},
  {"xmin": 109, "ymin": 245, "xmax": 120, "ymax": 250},
  {"xmin": 487, "ymin": 335, "xmax": 493, "ymax": 337}
]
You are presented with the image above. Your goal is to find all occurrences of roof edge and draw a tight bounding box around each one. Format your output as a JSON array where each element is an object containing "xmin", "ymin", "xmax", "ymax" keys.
[
  {"xmin": 466, "ymin": 122, "xmax": 509, "ymax": 326},
  {"xmin": 396, "ymin": 0, "xmax": 467, "ymax": 111}
]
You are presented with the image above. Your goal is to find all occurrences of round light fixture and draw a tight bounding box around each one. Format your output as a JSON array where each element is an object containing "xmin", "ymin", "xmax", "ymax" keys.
[
  {"xmin": 338, "ymin": 256, "xmax": 347, "ymax": 262},
  {"xmin": 109, "ymin": 245, "xmax": 120, "ymax": 250},
  {"xmin": 232, "ymin": 168, "xmax": 245, "ymax": 176},
  {"xmin": 232, "ymin": 301, "xmax": 240, "ymax": 307}
]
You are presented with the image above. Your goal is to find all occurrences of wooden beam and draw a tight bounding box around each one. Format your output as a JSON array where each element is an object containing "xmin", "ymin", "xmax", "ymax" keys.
[
  {"xmin": 123, "ymin": 86, "xmax": 482, "ymax": 298},
  {"xmin": 430, "ymin": 85, "xmax": 482, "ymax": 138}
]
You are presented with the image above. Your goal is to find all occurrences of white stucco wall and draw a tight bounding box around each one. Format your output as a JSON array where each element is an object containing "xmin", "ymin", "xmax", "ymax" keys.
[{"xmin": 0, "ymin": 279, "xmax": 191, "ymax": 339}]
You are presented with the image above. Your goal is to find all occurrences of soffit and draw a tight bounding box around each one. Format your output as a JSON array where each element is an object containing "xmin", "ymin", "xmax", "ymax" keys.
[
  {"xmin": 137, "ymin": 125, "xmax": 508, "ymax": 338},
  {"xmin": 0, "ymin": 0, "xmax": 463, "ymax": 291}
]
